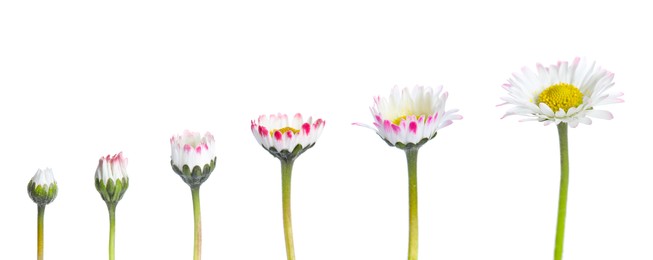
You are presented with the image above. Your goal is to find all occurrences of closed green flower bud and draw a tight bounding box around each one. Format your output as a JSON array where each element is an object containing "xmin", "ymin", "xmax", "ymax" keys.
[{"xmin": 27, "ymin": 168, "xmax": 58, "ymax": 205}]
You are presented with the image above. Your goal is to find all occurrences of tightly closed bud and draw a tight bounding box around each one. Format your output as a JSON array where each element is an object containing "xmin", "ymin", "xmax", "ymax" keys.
[
  {"xmin": 170, "ymin": 130, "xmax": 216, "ymax": 188},
  {"xmin": 27, "ymin": 168, "xmax": 58, "ymax": 205},
  {"xmin": 95, "ymin": 152, "xmax": 129, "ymax": 204}
]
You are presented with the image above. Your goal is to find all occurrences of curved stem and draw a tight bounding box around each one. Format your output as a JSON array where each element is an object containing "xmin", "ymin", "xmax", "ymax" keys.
[
  {"xmin": 406, "ymin": 148, "xmax": 419, "ymax": 260},
  {"xmin": 191, "ymin": 187, "xmax": 202, "ymax": 260},
  {"xmin": 108, "ymin": 203, "xmax": 116, "ymax": 260},
  {"xmin": 37, "ymin": 204, "xmax": 45, "ymax": 260},
  {"xmin": 281, "ymin": 160, "xmax": 295, "ymax": 260},
  {"xmin": 554, "ymin": 123, "xmax": 570, "ymax": 260}
]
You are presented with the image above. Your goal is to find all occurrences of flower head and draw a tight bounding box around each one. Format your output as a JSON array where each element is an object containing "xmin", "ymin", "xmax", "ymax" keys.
[
  {"xmin": 500, "ymin": 57, "xmax": 624, "ymax": 127},
  {"xmin": 170, "ymin": 130, "xmax": 216, "ymax": 188},
  {"xmin": 95, "ymin": 152, "xmax": 129, "ymax": 204},
  {"xmin": 251, "ymin": 113, "xmax": 325, "ymax": 161},
  {"xmin": 355, "ymin": 85, "xmax": 461, "ymax": 150},
  {"xmin": 28, "ymin": 168, "xmax": 58, "ymax": 205}
]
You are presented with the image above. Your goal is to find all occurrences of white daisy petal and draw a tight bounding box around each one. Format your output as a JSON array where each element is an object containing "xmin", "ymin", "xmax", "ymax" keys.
[{"xmin": 586, "ymin": 110, "xmax": 614, "ymax": 120}]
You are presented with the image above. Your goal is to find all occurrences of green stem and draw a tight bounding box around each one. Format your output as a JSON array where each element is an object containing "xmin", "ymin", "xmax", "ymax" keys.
[
  {"xmin": 191, "ymin": 187, "xmax": 202, "ymax": 260},
  {"xmin": 281, "ymin": 160, "xmax": 295, "ymax": 260},
  {"xmin": 108, "ymin": 203, "xmax": 116, "ymax": 260},
  {"xmin": 37, "ymin": 204, "xmax": 45, "ymax": 260},
  {"xmin": 554, "ymin": 123, "xmax": 570, "ymax": 260},
  {"xmin": 406, "ymin": 148, "xmax": 419, "ymax": 260}
]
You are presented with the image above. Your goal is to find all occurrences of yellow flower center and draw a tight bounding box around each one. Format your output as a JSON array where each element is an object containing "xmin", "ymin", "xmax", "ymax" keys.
[
  {"xmin": 537, "ymin": 83, "xmax": 583, "ymax": 112},
  {"xmin": 392, "ymin": 115, "xmax": 427, "ymax": 125},
  {"xmin": 392, "ymin": 115, "xmax": 408, "ymax": 125},
  {"xmin": 270, "ymin": 127, "xmax": 300, "ymax": 137}
]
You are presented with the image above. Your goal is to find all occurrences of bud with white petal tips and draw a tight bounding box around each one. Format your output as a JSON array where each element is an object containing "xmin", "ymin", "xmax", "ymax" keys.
[
  {"xmin": 95, "ymin": 152, "xmax": 129, "ymax": 204},
  {"xmin": 28, "ymin": 168, "xmax": 58, "ymax": 206},
  {"xmin": 170, "ymin": 130, "xmax": 216, "ymax": 188}
]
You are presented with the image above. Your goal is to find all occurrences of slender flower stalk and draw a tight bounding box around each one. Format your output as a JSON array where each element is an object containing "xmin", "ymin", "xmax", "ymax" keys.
[
  {"xmin": 355, "ymin": 86, "xmax": 461, "ymax": 260},
  {"xmin": 37, "ymin": 205, "xmax": 45, "ymax": 260},
  {"xmin": 554, "ymin": 123, "xmax": 569, "ymax": 260},
  {"xmin": 191, "ymin": 187, "xmax": 202, "ymax": 260},
  {"xmin": 95, "ymin": 153, "xmax": 129, "ymax": 260},
  {"xmin": 170, "ymin": 131, "xmax": 216, "ymax": 260},
  {"xmin": 251, "ymin": 113, "xmax": 325, "ymax": 260},
  {"xmin": 500, "ymin": 58, "xmax": 622, "ymax": 259},
  {"xmin": 281, "ymin": 160, "xmax": 295, "ymax": 260},
  {"xmin": 108, "ymin": 203, "xmax": 116, "ymax": 260},
  {"xmin": 28, "ymin": 168, "xmax": 57, "ymax": 260},
  {"xmin": 406, "ymin": 148, "xmax": 419, "ymax": 259}
]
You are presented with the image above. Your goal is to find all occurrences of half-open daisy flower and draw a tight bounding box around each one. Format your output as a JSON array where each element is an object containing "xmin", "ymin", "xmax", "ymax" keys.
[
  {"xmin": 354, "ymin": 85, "xmax": 461, "ymax": 149},
  {"xmin": 500, "ymin": 57, "xmax": 623, "ymax": 127},
  {"xmin": 251, "ymin": 113, "xmax": 325, "ymax": 161},
  {"xmin": 251, "ymin": 113, "xmax": 325, "ymax": 260}
]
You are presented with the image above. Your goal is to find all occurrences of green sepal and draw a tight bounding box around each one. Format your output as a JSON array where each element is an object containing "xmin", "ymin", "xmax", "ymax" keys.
[
  {"xmin": 264, "ymin": 143, "xmax": 316, "ymax": 163},
  {"xmin": 28, "ymin": 181, "xmax": 58, "ymax": 206},
  {"xmin": 380, "ymin": 132, "xmax": 437, "ymax": 151},
  {"xmin": 95, "ymin": 177, "xmax": 129, "ymax": 204},
  {"xmin": 171, "ymin": 157, "xmax": 217, "ymax": 188}
]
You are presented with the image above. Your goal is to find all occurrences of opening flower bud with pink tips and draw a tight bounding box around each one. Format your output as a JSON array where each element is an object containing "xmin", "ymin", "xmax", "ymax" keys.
[
  {"xmin": 95, "ymin": 152, "xmax": 129, "ymax": 204},
  {"xmin": 251, "ymin": 113, "xmax": 325, "ymax": 162},
  {"xmin": 170, "ymin": 130, "xmax": 217, "ymax": 188}
]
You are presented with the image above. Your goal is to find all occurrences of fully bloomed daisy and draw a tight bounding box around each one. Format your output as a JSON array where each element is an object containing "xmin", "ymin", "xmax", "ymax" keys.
[
  {"xmin": 251, "ymin": 113, "xmax": 324, "ymax": 260},
  {"xmin": 355, "ymin": 85, "xmax": 461, "ymax": 149},
  {"xmin": 500, "ymin": 57, "xmax": 623, "ymax": 127},
  {"xmin": 355, "ymin": 85, "xmax": 460, "ymax": 260},
  {"xmin": 500, "ymin": 58, "xmax": 622, "ymax": 260}
]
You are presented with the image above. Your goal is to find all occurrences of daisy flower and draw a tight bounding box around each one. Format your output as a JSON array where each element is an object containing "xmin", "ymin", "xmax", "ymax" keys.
[
  {"xmin": 355, "ymin": 85, "xmax": 461, "ymax": 260},
  {"xmin": 169, "ymin": 130, "xmax": 217, "ymax": 260},
  {"xmin": 500, "ymin": 58, "xmax": 622, "ymax": 260},
  {"xmin": 28, "ymin": 168, "xmax": 58, "ymax": 260},
  {"xmin": 500, "ymin": 57, "xmax": 623, "ymax": 127},
  {"xmin": 94, "ymin": 152, "xmax": 129, "ymax": 260},
  {"xmin": 251, "ymin": 113, "xmax": 325, "ymax": 260},
  {"xmin": 251, "ymin": 113, "xmax": 325, "ymax": 161},
  {"xmin": 355, "ymin": 85, "xmax": 461, "ymax": 149}
]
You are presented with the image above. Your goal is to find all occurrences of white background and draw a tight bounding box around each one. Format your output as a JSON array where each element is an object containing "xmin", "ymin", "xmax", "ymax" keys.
[{"xmin": 1, "ymin": 1, "xmax": 650, "ymax": 259}]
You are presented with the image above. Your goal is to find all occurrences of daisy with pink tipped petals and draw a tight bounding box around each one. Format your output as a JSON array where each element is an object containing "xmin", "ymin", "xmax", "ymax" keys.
[
  {"xmin": 499, "ymin": 58, "xmax": 622, "ymax": 260},
  {"xmin": 170, "ymin": 130, "xmax": 217, "ymax": 187},
  {"xmin": 94, "ymin": 152, "xmax": 129, "ymax": 260},
  {"xmin": 355, "ymin": 85, "xmax": 461, "ymax": 150},
  {"xmin": 251, "ymin": 113, "xmax": 325, "ymax": 162},
  {"xmin": 355, "ymin": 85, "xmax": 461, "ymax": 260},
  {"xmin": 169, "ymin": 130, "xmax": 217, "ymax": 260},
  {"xmin": 251, "ymin": 113, "xmax": 325, "ymax": 260}
]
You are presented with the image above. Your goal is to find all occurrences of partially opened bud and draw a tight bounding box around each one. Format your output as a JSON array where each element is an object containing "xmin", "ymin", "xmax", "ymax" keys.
[
  {"xmin": 27, "ymin": 168, "xmax": 58, "ymax": 205},
  {"xmin": 95, "ymin": 152, "xmax": 129, "ymax": 204},
  {"xmin": 170, "ymin": 130, "xmax": 216, "ymax": 188}
]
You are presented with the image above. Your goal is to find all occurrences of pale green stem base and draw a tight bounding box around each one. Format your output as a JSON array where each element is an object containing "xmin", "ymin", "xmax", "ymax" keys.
[
  {"xmin": 281, "ymin": 160, "xmax": 296, "ymax": 260},
  {"xmin": 406, "ymin": 148, "xmax": 419, "ymax": 260},
  {"xmin": 37, "ymin": 204, "xmax": 45, "ymax": 260},
  {"xmin": 554, "ymin": 123, "xmax": 570, "ymax": 260},
  {"xmin": 107, "ymin": 203, "xmax": 116, "ymax": 260},
  {"xmin": 191, "ymin": 187, "xmax": 202, "ymax": 260}
]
